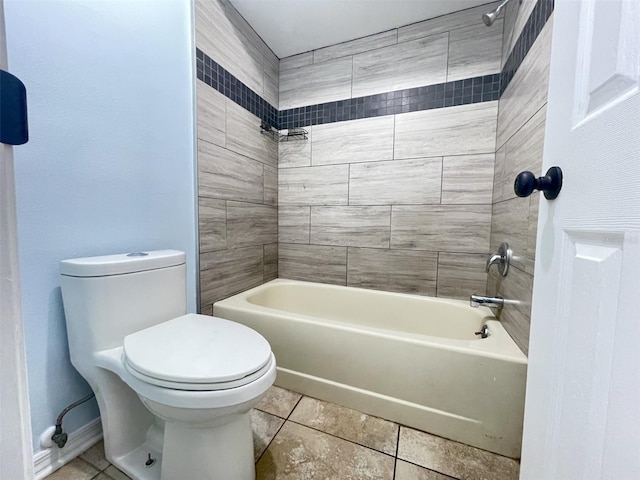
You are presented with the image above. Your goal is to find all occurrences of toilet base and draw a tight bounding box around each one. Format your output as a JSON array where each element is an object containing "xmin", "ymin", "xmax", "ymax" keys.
[
  {"xmin": 113, "ymin": 443, "xmax": 163, "ymax": 480},
  {"xmin": 161, "ymin": 412, "xmax": 255, "ymax": 480}
]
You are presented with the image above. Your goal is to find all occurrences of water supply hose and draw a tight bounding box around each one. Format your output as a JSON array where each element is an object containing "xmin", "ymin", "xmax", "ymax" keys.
[{"xmin": 51, "ymin": 392, "xmax": 96, "ymax": 448}]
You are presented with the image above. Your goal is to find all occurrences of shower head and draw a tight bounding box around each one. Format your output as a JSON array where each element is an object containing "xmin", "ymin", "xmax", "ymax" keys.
[{"xmin": 482, "ymin": 0, "xmax": 512, "ymax": 26}]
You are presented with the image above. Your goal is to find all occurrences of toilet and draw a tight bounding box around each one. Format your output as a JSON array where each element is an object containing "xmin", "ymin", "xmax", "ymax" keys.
[{"xmin": 59, "ymin": 250, "xmax": 276, "ymax": 480}]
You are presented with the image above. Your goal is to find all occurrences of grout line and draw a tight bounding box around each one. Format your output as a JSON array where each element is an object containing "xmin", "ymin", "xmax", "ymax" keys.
[
  {"xmin": 393, "ymin": 425, "xmax": 401, "ymax": 479},
  {"xmin": 255, "ymin": 415, "xmax": 287, "ymax": 465}
]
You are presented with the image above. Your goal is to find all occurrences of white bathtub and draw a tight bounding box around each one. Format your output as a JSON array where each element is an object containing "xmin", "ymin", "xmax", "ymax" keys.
[{"xmin": 214, "ymin": 279, "xmax": 527, "ymax": 458}]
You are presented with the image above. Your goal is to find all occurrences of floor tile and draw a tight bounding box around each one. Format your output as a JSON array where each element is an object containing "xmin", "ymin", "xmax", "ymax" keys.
[
  {"xmin": 251, "ymin": 409, "xmax": 285, "ymax": 461},
  {"xmin": 289, "ymin": 396, "xmax": 398, "ymax": 455},
  {"xmin": 256, "ymin": 421, "xmax": 394, "ymax": 480},
  {"xmin": 395, "ymin": 460, "xmax": 457, "ymax": 480},
  {"xmin": 397, "ymin": 427, "xmax": 519, "ymax": 480},
  {"xmin": 255, "ymin": 385, "xmax": 302, "ymax": 418},
  {"xmin": 45, "ymin": 458, "xmax": 99, "ymax": 480},
  {"xmin": 80, "ymin": 440, "xmax": 110, "ymax": 471},
  {"xmin": 91, "ymin": 474, "xmax": 113, "ymax": 480},
  {"xmin": 103, "ymin": 465, "xmax": 131, "ymax": 480}
]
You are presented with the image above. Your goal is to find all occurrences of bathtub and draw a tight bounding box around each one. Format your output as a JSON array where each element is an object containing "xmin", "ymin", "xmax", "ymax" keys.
[{"xmin": 213, "ymin": 279, "xmax": 527, "ymax": 458}]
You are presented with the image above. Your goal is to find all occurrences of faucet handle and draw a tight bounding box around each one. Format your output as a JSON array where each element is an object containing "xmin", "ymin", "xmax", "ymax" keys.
[{"xmin": 486, "ymin": 242, "xmax": 512, "ymax": 277}]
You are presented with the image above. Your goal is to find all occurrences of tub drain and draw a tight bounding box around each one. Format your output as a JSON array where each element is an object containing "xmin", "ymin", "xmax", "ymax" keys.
[{"xmin": 145, "ymin": 453, "xmax": 156, "ymax": 468}]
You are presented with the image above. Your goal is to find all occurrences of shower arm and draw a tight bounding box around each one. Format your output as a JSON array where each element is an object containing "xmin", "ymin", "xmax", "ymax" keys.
[{"xmin": 482, "ymin": 0, "xmax": 521, "ymax": 26}]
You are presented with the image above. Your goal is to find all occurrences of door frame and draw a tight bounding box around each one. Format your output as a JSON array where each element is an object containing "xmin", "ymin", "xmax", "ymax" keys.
[{"xmin": 0, "ymin": 0, "xmax": 34, "ymax": 477}]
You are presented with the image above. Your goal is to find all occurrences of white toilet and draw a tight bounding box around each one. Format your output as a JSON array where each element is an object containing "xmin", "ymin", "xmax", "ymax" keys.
[{"xmin": 59, "ymin": 250, "xmax": 276, "ymax": 480}]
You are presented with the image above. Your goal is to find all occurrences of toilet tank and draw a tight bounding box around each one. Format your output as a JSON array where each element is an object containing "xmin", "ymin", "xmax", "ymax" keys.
[{"xmin": 60, "ymin": 250, "xmax": 187, "ymax": 366}]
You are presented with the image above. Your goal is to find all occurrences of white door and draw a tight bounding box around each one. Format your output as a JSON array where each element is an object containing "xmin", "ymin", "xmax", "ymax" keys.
[
  {"xmin": 520, "ymin": 0, "xmax": 640, "ymax": 479},
  {"xmin": 0, "ymin": 0, "xmax": 33, "ymax": 478}
]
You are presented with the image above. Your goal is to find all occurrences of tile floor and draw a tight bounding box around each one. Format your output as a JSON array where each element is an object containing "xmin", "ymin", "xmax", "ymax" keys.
[{"xmin": 46, "ymin": 386, "xmax": 519, "ymax": 480}]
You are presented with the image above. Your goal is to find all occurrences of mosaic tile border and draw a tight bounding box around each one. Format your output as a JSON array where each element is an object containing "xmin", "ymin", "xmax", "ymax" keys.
[
  {"xmin": 501, "ymin": 0, "xmax": 555, "ymax": 95},
  {"xmin": 196, "ymin": 48, "xmax": 278, "ymax": 127},
  {"xmin": 196, "ymin": 0, "xmax": 554, "ymax": 130},
  {"xmin": 279, "ymin": 74, "xmax": 500, "ymax": 129}
]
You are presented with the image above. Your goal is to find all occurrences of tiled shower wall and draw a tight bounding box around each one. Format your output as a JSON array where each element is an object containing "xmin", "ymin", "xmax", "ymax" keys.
[
  {"xmin": 195, "ymin": 0, "xmax": 279, "ymax": 314},
  {"xmin": 277, "ymin": 3, "xmax": 503, "ymax": 299},
  {"xmin": 488, "ymin": 0, "xmax": 554, "ymax": 354}
]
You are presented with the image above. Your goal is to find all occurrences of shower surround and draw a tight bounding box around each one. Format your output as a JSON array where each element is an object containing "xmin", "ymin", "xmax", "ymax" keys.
[
  {"xmin": 276, "ymin": 3, "xmax": 504, "ymax": 299},
  {"xmin": 195, "ymin": 0, "xmax": 554, "ymax": 355}
]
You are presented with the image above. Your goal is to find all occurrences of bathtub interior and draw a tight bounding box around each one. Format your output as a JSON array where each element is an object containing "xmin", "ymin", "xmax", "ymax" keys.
[{"xmin": 246, "ymin": 281, "xmax": 493, "ymax": 341}]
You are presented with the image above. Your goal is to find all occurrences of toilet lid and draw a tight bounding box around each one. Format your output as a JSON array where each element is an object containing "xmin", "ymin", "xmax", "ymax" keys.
[{"xmin": 123, "ymin": 314, "xmax": 272, "ymax": 387}]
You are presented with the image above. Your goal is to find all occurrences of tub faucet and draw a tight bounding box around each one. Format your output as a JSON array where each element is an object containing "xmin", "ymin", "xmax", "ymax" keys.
[{"xmin": 470, "ymin": 294, "xmax": 504, "ymax": 310}]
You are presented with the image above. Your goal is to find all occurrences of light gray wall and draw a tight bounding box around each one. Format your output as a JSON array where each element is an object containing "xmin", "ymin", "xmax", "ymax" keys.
[
  {"xmin": 4, "ymin": 0, "xmax": 197, "ymax": 452},
  {"xmin": 488, "ymin": 0, "xmax": 553, "ymax": 355},
  {"xmin": 195, "ymin": 0, "xmax": 279, "ymax": 314},
  {"xmin": 277, "ymin": 5, "xmax": 503, "ymax": 299}
]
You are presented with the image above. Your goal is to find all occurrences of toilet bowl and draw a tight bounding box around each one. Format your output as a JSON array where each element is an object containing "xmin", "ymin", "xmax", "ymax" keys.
[{"xmin": 60, "ymin": 250, "xmax": 275, "ymax": 480}]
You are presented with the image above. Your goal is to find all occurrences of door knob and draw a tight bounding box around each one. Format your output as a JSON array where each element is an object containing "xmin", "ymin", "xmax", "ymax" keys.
[{"xmin": 514, "ymin": 166, "xmax": 563, "ymax": 200}]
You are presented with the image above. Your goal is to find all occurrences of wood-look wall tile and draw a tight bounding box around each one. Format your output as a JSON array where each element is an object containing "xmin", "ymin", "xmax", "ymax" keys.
[
  {"xmin": 264, "ymin": 165, "xmax": 278, "ymax": 205},
  {"xmin": 313, "ymin": 30, "xmax": 397, "ymax": 64},
  {"xmin": 500, "ymin": 0, "xmax": 522, "ymax": 68},
  {"xmin": 198, "ymin": 197, "xmax": 226, "ymax": 253},
  {"xmin": 391, "ymin": 205, "xmax": 491, "ymax": 253},
  {"xmin": 436, "ymin": 253, "xmax": 487, "ymax": 300},
  {"xmin": 226, "ymin": 201, "xmax": 277, "ymax": 248},
  {"xmin": 441, "ymin": 154, "xmax": 495, "ymax": 205},
  {"xmin": 490, "ymin": 197, "xmax": 532, "ymax": 274},
  {"xmin": 196, "ymin": 80, "xmax": 226, "ymax": 147},
  {"xmin": 352, "ymin": 33, "xmax": 448, "ymax": 98},
  {"xmin": 447, "ymin": 21, "xmax": 503, "ymax": 81},
  {"xmin": 347, "ymin": 248, "xmax": 437, "ymax": 296},
  {"xmin": 506, "ymin": 0, "xmax": 538, "ymax": 63},
  {"xmin": 264, "ymin": 243, "xmax": 278, "ymax": 281},
  {"xmin": 492, "ymin": 144, "xmax": 507, "ymax": 203},
  {"xmin": 200, "ymin": 245, "xmax": 264, "ymax": 305},
  {"xmin": 200, "ymin": 304, "xmax": 213, "ymax": 316},
  {"xmin": 278, "ymin": 206, "xmax": 310, "ymax": 244},
  {"xmin": 311, "ymin": 117, "xmax": 395, "ymax": 166},
  {"xmin": 488, "ymin": 265, "xmax": 533, "ymax": 355},
  {"xmin": 280, "ymin": 52, "xmax": 314, "ymax": 72},
  {"xmin": 279, "ymin": 128, "xmax": 312, "ymax": 168},
  {"xmin": 394, "ymin": 102, "xmax": 498, "ymax": 159},
  {"xmin": 526, "ymin": 194, "xmax": 539, "ymax": 276},
  {"xmin": 278, "ymin": 243, "xmax": 347, "ymax": 285},
  {"xmin": 279, "ymin": 57, "xmax": 353, "ymax": 110},
  {"xmin": 224, "ymin": 0, "xmax": 277, "ymax": 70},
  {"xmin": 310, "ymin": 206, "xmax": 391, "ymax": 248},
  {"xmin": 397, "ymin": 2, "xmax": 500, "ymax": 43},
  {"xmin": 263, "ymin": 58, "xmax": 279, "ymax": 108},
  {"xmin": 226, "ymin": 100, "xmax": 278, "ymax": 167},
  {"xmin": 349, "ymin": 158, "xmax": 442, "ymax": 205},
  {"xmin": 497, "ymin": 17, "xmax": 552, "ymax": 148},
  {"xmin": 278, "ymin": 165, "xmax": 349, "ymax": 205},
  {"xmin": 198, "ymin": 140, "xmax": 264, "ymax": 203},
  {"xmin": 195, "ymin": 0, "xmax": 263, "ymax": 95},
  {"xmin": 499, "ymin": 105, "xmax": 546, "ymax": 202}
]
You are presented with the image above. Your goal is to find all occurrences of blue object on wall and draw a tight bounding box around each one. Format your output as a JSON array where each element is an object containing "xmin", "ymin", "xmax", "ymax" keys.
[{"xmin": 0, "ymin": 69, "xmax": 29, "ymax": 145}]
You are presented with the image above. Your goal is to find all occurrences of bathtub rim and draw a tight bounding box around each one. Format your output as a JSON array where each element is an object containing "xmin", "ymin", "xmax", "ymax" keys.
[{"xmin": 214, "ymin": 278, "xmax": 527, "ymax": 364}]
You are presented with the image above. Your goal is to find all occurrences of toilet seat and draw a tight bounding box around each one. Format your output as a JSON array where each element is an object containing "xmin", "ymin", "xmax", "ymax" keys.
[{"xmin": 122, "ymin": 313, "xmax": 272, "ymax": 391}]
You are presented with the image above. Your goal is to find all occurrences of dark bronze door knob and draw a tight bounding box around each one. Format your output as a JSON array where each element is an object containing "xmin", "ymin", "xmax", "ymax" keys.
[{"xmin": 514, "ymin": 166, "xmax": 563, "ymax": 200}]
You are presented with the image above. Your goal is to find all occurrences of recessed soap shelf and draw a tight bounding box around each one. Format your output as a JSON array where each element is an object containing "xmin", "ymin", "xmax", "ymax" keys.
[{"xmin": 260, "ymin": 121, "xmax": 308, "ymax": 142}]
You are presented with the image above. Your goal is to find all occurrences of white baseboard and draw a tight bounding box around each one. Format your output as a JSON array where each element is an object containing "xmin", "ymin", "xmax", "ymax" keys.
[{"xmin": 33, "ymin": 418, "xmax": 103, "ymax": 480}]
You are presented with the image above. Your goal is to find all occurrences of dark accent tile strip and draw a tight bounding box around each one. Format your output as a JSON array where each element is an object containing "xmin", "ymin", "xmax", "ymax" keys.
[
  {"xmin": 278, "ymin": 74, "xmax": 500, "ymax": 129},
  {"xmin": 500, "ymin": 0, "xmax": 555, "ymax": 95},
  {"xmin": 196, "ymin": 0, "xmax": 553, "ymax": 130},
  {"xmin": 196, "ymin": 48, "xmax": 278, "ymax": 128}
]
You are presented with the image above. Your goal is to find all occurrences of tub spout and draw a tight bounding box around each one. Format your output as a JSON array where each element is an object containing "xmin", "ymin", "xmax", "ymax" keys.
[{"xmin": 470, "ymin": 294, "xmax": 504, "ymax": 310}]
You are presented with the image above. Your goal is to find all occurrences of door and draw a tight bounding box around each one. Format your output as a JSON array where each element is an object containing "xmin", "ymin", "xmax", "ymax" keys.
[
  {"xmin": 0, "ymin": 0, "xmax": 33, "ymax": 478},
  {"xmin": 520, "ymin": 0, "xmax": 640, "ymax": 479}
]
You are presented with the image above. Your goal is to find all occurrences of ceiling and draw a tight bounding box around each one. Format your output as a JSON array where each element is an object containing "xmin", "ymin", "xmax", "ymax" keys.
[{"xmin": 229, "ymin": 0, "xmax": 493, "ymax": 58}]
